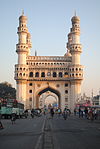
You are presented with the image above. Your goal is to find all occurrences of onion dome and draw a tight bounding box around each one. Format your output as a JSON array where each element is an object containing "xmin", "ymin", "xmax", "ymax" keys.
[{"xmin": 71, "ymin": 15, "xmax": 80, "ymax": 23}]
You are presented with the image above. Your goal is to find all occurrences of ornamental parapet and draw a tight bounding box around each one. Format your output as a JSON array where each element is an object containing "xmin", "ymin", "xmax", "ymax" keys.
[
  {"xmin": 27, "ymin": 77, "xmax": 70, "ymax": 81},
  {"xmin": 14, "ymin": 75, "xmax": 27, "ymax": 80},
  {"xmin": 26, "ymin": 64, "xmax": 69, "ymax": 69},
  {"xmin": 26, "ymin": 56, "xmax": 72, "ymax": 62}
]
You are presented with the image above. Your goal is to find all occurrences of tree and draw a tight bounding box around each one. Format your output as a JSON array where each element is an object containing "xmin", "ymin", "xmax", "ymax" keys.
[{"xmin": 0, "ymin": 82, "xmax": 16, "ymax": 99}]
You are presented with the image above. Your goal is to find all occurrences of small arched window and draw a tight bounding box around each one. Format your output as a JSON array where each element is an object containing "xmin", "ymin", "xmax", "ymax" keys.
[
  {"xmin": 29, "ymin": 90, "xmax": 32, "ymax": 93},
  {"xmin": 35, "ymin": 72, "xmax": 39, "ymax": 77},
  {"xmin": 53, "ymin": 72, "xmax": 57, "ymax": 77},
  {"xmin": 65, "ymin": 83, "xmax": 68, "ymax": 87},
  {"xmin": 65, "ymin": 72, "xmax": 68, "ymax": 75},
  {"xmin": 29, "ymin": 83, "xmax": 32, "ymax": 86},
  {"xmin": 41, "ymin": 72, "xmax": 45, "ymax": 77},
  {"xmin": 65, "ymin": 90, "xmax": 68, "ymax": 94},
  {"xmin": 29, "ymin": 97, "xmax": 32, "ymax": 101},
  {"xmin": 19, "ymin": 73, "xmax": 22, "ymax": 76},
  {"xmin": 59, "ymin": 72, "xmax": 63, "ymax": 77},
  {"xmin": 29, "ymin": 72, "xmax": 33, "ymax": 77}
]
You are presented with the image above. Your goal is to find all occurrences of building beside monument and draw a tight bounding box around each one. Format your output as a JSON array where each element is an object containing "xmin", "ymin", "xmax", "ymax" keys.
[{"xmin": 14, "ymin": 13, "xmax": 84, "ymax": 112}]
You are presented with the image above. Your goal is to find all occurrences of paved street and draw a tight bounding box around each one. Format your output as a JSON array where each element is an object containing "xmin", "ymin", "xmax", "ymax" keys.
[
  {"xmin": 0, "ymin": 116, "xmax": 45, "ymax": 149},
  {"xmin": 0, "ymin": 114, "xmax": 100, "ymax": 149}
]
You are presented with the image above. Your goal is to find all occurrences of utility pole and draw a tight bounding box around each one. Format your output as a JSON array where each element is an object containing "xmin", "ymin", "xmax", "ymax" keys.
[{"xmin": 99, "ymin": 89, "xmax": 100, "ymax": 105}]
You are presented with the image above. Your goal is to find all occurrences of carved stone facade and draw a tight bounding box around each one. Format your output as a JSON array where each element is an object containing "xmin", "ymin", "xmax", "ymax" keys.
[{"xmin": 15, "ymin": 14, "xmax": 84, "ymax": 112}]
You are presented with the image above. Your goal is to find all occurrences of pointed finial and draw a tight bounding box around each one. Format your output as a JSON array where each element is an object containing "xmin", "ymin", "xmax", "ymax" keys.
[
  {"xmin": 22, "ymin": 9, "xmax": 24, "ymax": 16},
  {"xmin": 35, "ymin": 50, "xmax": 37, "ymax": 56},
  {"xmin": 74, "ymin": 10, "xmax": 76, "ymax": 16},
  {"xmin": 92, "ymin": 89, "xmax": 93, "ymax": 98}
]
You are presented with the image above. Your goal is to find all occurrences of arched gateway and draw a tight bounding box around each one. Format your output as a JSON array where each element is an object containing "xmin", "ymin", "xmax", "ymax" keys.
[
  {"xmin": 15, "ymin": 13, "xmax": 84, "ymax": 112},
  {"xmin": 36, "ymin": 86, "xmax": 61, "ymax": 108}
]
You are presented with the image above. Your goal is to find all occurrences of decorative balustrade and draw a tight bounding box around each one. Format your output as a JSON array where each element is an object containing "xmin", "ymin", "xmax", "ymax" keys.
[{"xmin": 26, "ymin": 56, "xmax": 71, "ymax": 61}]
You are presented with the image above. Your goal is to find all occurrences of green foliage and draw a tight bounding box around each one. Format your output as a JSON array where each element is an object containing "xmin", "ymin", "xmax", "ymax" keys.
[{"xmin": 0, "ymin": 82, "xmax": 16, "ymax": 99}]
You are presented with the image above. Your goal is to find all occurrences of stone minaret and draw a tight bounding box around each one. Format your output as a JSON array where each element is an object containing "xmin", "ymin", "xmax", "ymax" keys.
[
  {"xmin": 15, "ymin": 13, "xmax": 32, "ymax": 107},
  {"xmin": 67, "ymin": 15, "xmax": 83, "ymax": 112}
]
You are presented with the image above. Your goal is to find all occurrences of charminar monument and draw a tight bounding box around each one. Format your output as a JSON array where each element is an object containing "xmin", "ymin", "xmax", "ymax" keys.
[{"xmin": 14, "ymin": 12, "xmax": 84, "ymax": 112}]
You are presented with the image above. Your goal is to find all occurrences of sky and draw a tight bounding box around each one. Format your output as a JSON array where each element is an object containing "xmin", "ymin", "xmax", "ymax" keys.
[{"xmin": 0, "ymin": 0, "xmax": 100, "ymax": 97}]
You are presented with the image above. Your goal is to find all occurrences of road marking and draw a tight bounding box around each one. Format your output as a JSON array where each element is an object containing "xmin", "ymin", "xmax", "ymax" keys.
[{"xmin": 34, "ymin": 116, "xmax": 46, "ymax": 149}]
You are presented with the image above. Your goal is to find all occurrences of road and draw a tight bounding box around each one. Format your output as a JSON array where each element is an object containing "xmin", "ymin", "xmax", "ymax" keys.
[
  {"xmin": 0, "ymin": 114, "xmax": 100, "ymax": 149},
  {"xmin": 0, "ymin": 116, "xmax": 45, "ymax": 149}
]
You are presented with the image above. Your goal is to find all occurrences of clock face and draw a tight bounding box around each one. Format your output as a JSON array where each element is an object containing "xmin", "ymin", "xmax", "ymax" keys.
[{"xmin": 47, "ymin": 72, "xmax": 51, "ymax": 76}]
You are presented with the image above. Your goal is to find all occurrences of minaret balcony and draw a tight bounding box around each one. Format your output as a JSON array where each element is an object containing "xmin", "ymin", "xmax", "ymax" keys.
[
  {"xmin": 68, "ymin": 73, "xmax": 83, "ymax": 80},
  {"xmin": 69, "ymin": 76, "xmax": 83, "ymax": 82},
  {"xmin": 68, "ymin": 64, "xmax": 84, "ymax": 72},
  {"xmin": 16, "ymin": 44, "xmax": 28, "ymax": 53},
  {"xmin": 70, "ymin": 44, "xmax": 82, "ymax": 53},
  {"xmin": 14, "ymin": 75, "xmax": 28, "ymax": 80},
  {"xmin": 71, "ymin": 27, "xmax": 80, "ymax": 32},
  {"xmin": 17, "ymin": 27, "xmax": 28, "ymax": 33},
  {"xmin": 15, "ymin": 64, "xmax": 28, "ymax": 71}
]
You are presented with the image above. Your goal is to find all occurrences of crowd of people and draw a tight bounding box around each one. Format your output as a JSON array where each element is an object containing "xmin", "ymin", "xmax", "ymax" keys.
[
  {"xmin": 48, "ymin": 107, "xmax": 71, "ymax": 120},
  {"xmin": 0, "ymin": 106, "xmax": 100, "ymax": 130},
  {"xmin": 74, "ymin": 107, "xmax": 100, "ymax": 121}
]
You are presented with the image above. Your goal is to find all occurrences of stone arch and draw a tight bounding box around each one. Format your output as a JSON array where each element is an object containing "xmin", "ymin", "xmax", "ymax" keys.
[
  {"xmin": 44, "ymin": 93, "xmax": 58, "ymax": 108},
  {"xmin": 29, "ymin": 72, "xmax": 33, "ymax": 77},
  {"xmin": 36, "ymin": 86, "xmax": 61, "ymax": 108},
  {"xmin": 44, "ymin": 94, "xmax": 58, "ymax": 101}
]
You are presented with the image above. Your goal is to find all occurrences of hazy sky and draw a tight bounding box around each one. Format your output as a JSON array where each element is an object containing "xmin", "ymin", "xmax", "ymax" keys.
[{"xmin": 0, "ymin": 0, "xmax": 100, "ymax": 97}]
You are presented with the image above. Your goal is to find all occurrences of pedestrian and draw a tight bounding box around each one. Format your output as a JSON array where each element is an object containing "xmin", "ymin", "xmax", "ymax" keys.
[
  {"xmin": 31, "ymin": 109, "xmax": 34, "ymax": 118},
  {"xmin": 81, "ymin": 109, "xmax": 84, "ymax": 118},
  {"xmin": 0, "ymin": 121, "xmax": 4, "ymax": 129},
  {"xmin": 11, "ymin": 113, "xmax": 16, "ymax": 124},
  {"xmin": 93, "ymin": 108, "xmax": 98, "ymax": 120},
  {"xmin": 79, "ymin": 107, "xmax": 81, "ymax": 118},
  {"xmin": 88, "ymin": 108, "xmax": 94, "ymax": 121},
  {"xmin": 63, "ymin": 108, "xmax": 68, "ymax": 120},
  {"xmin": 50, "ymin": 108, "xmax": 54, "ymax": 118},
  {"xmin": 44, "ymin": 108, "xmax": 47, "ymax": 115},
  {"xmin": 74, "ymin": 108, "xmax": 77, "ymax": 116},
  {"xmin": 84, "ymin": 107, "xmax": 88, "ymax": 119},
  {"xmin": 58, "ymin": 108, "xmax": 61, "ymax": 117}
]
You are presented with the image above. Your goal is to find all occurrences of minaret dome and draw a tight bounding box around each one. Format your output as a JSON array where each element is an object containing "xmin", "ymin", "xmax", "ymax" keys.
[{"xmin": 71, "ymin": 16, "xmax": 80, "ymax": 24}]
